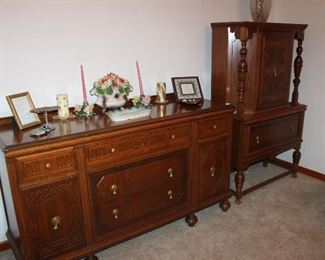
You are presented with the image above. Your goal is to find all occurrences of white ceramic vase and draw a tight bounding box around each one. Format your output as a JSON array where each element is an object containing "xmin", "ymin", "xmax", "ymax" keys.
[{"xmin": 250, "ymin": 0, "xmax": 272, "ymax": 22}]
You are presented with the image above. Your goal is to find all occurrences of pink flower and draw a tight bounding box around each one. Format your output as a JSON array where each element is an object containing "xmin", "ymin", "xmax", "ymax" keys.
[{"xmin": 141, "ymin": 95, "xmax": 151, "ymax": 106}]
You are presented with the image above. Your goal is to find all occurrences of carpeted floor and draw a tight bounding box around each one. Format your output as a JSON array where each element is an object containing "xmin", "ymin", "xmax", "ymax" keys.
[{"xmin": 0, "ymin": 163, "xmax": 324, "ymax": 260}]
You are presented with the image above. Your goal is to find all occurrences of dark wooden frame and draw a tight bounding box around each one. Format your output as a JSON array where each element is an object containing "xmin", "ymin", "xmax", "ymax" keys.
[{"xmin": 171, "ymin": 76, "xmax": 203, "ymax": 105}]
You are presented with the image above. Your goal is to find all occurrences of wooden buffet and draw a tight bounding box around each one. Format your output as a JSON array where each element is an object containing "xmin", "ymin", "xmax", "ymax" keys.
[{"xmin": 0, "ymin": 101, "xmax": 233, "ymax": 259}]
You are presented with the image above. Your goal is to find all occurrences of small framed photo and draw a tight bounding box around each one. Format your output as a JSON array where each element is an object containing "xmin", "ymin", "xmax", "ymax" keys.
[
  {"xmin": 171, "ymin": 76, "xmax": 203, "ymax": 105},
  {"xmin": 6, "ymin": 92, "xmax": 41, "ymax": 130}
]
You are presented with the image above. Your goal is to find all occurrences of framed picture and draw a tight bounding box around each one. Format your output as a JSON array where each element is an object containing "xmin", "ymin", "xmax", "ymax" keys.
[
  {"xmin": 171, "ymin": 76, "xmax": 203, "ymax": 105},
  {"xmin": 6, "ymin": 92, "xmax": 41, "ymax": 130}
]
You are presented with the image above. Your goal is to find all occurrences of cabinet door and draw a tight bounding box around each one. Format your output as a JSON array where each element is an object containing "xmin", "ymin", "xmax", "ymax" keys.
[
  {"xmin": 20, "ymin": 177, "xmax": 85, "ymax": 259},
  {"xmin": 258, "ymin": 31, "xmax": 294, "ymax": 110},
  {"xmin": 197, "ymin": 138, "xmax": 228, "ymax": 202}
]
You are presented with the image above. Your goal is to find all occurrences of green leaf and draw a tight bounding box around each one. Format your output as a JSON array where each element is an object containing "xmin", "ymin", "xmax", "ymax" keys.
[
  {"xmin": 96, "ymin": 87, "xmax": 105, "ymax": 96},
  {"xmin": 106, "ymin": 86, "xmax": 113, "ymax": 95},
  {"xmin": 118, "ymin": 86, "xmax": 125, "ymax": 94}
]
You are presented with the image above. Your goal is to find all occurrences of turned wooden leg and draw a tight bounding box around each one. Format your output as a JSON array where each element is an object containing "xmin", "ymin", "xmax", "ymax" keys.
[
  {"xmin": 235, "ymin": 170, "xmax": 245, "ymax": 204},
  {"xmin": 292, "ymin": 149, "xmax": 301, "ymax": 178},
  {"xmin": 85, "ymin": 255, "xmax": 98, "ymax": 260},
  {"xmin": 219, "ymin": 199, "xmax": 231, "ymax": 212},
  {"xmin": 185, "ymin": 213, "xmax": 198, "ymax": 227},
  {"xmin": 262, "ymin": 160, "xmax": 268, "ymax": 167}
]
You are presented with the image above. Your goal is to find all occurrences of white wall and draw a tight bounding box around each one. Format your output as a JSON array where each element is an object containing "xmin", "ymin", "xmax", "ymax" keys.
[
  {"xmin": 0, "ymin": 0, "xmax": 251, "ymax": 243},
  {"xmin": 271, "ymin": 0, "xmax": 325, "ymax": 174}
]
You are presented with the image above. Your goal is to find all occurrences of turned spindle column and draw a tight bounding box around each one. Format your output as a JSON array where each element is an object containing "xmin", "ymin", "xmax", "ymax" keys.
[
  {"xmin": 291, "ymin": 30, "xmax": 305, "ymax": 106},
  {"xmin": 232, "ymin": 26, "xmax": 252, "ymax": 116}
]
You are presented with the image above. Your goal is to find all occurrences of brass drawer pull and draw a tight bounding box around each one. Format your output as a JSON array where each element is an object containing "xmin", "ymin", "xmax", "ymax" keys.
[
  {"xmin": 256, "ymin": 136, "xmax": 260, "ymax": 144},
  {"xmin": 51, "ymin": 216, "xmax": 61, "ymax": 230},
  {"xmin": 111, "ymin": 147, "xmax": 116, "ymax": 153},
  {"xmin": 112, "ymin": 209, "xmax": 119, "ymax": 219},
  {"xmin": 210, "ymin": 166, "xmax": 215, "ymax": 177},
  {"xmin": 171, "ymin": 134, "xmax": 176, "ymax": 140},
  {"xmin": 272, "ymin": 68, "xmax": 277, "ymax": 78},
  {"xmin": 168, "ymin": 168, "xmax": 173, "ymax": 178},
  {"xmin": 168, "ymin": 190, "xmax": 173, "ymax": 200},
  {"xmin": 213, "ymin": 124, "xmax": 217, "ymax": 129},
  {"xmin": 111, "ymin": 184, "xmax": 118, "ymax": 195},
  {"xmin": 45, "ymin": 162, "xmax": 51, "ymax": 169}
]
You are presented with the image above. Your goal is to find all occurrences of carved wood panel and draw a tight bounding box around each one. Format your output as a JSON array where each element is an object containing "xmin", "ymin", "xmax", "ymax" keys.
[
  {"xmin": 16, "ymin": 147, "xmax": 76, "ymax": 184},
  {"xmin": 85, "ymin": 124, "xmax": 191, "ymax": 171},
  {"xmin": 258, "ymin": 31, "xmax": 294, "ymax": 109},
  {"xmin": 20, "ymin": 177, "xmax": 85, "ymax": 259},
  {"xmin": 197, "ymin": 138, "xmax": 228, "ymax": 202}
]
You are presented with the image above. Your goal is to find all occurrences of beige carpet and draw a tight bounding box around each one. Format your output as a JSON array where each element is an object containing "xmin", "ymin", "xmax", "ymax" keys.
[{"xmin": 0, "ymin": 163, "xmax": 324, "ymax": 260}]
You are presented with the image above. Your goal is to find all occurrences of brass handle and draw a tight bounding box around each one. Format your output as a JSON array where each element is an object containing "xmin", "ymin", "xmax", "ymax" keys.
[
  {"xmin": 168, "ymin": 168, "xmax": 173, "ymax": 178},
  {"xmin": 111, "ymin": 184, "xmax": 118, "ymax": 195},
  {"xmin": 112, "ymin": 208, "xmax": 119, "ymax": 219},
  {"xmin": 272, "ymin": 69, "xmax": 277, "ymax": 78},
  {"xmin": 45, "ymin": 162, "xmax": 51, "ymax": 169},
  {"xmin": 256, "ymin": 136, "xmax": 260, "ymax": 144},
  {"xmin": 168, "ymin": 190, "xmax": 173, "ymax": 200},
  {"xmin": 171, "ymin": 134, "xmax": 176, "ymax": 140},
  {"xmin": 290, "ymin": 127, "xmax": 294, "ymax": 133},
  {"xmin": 51, "ymin": 216, "xmax": 61, "ymax": 230},
  {"xmin": 111, "ymin": 147, "xmax": 116, "ymax": 153},
  {"xmin": 213, "ymin": 124, "xmax": 217, "ymax": 129},
  {"xmin": 210, "ymin": 166, "xmax": 215, "ymax": 177}
]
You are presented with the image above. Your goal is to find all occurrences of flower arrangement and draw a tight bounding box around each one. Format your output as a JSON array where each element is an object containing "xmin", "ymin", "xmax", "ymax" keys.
[
  {"xmin": 132, "ymin": 95, "xmax": 151, "ymax": 108},
  {"xmin": 92, "ymin": 72, "xmax": 132, "ymax": 97},
  {"xmin": 74, "ymin": 102, "xmax": 94, "ymax": 118}
]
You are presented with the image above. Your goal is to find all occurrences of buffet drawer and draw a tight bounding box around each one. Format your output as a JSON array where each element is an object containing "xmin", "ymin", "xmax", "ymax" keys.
[
  {"xmin": 248, "ymin": 114, "xmax": 301, "ymax": 154},
  {"xmin": 16, "ymin": 147, "xmax": 76, "ymax": 185},
  {"xmin": 93, "ymin": 180, "xmax": 186, "ymax": 237},
  {"xmin": 85, "ymin": 123, "xmax": 191, "ymax": 171},
  {"xmin": 90, "ymin": 152, "xmax": 187, "ymax": 204},
  {"xmin": 197, "ymin": 116, "xmax": 229, "ymax": 139}
]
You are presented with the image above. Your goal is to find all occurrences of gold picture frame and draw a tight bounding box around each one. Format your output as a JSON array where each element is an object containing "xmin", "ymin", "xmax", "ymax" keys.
[{"xmin": 6, "ymin": 92, "xmax": 41, "ymax": 130}]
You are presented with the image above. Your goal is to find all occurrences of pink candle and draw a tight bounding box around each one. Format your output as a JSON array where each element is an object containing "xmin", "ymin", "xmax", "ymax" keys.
[
  {"xmin": 80, "ymin": 64, "xmax": 87, "ymax": 103},
  {"xmin": 136, "ymin": 60, "xmax": 144, "ymax": 96}
]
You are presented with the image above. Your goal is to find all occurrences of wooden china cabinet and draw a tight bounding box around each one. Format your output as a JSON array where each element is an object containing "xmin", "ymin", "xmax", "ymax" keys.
[
  {"xmin": 0, "ymin": 100, "xmax": 233, "ymax": 259},
  {"xmin": 211, "ymin": 22, "xmax": 308, "ymax": 204}
]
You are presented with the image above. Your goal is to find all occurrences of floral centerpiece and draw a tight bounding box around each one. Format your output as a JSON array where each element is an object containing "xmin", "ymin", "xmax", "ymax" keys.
[
  {"xmin": 74, "ymin": 103, "xmax": 94, "ymax": 118},
  {"xmin": 132, "ymin": 95, "xmax": 151, "ymax": 108},
  {"xmin": 90, "ymin": 72, "xmax": 133, "ymax": 109}
]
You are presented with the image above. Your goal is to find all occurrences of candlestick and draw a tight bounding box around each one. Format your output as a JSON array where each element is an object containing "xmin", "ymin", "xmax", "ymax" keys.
[
  {"xmin": 80, "ymin": 64, "xmax": 87, "ymax": 103},
  {"xmin": 56, "ymin": 94, "xmax": 69, "ymax": 120},
  {"xmin": 136, "ymin": 60, "xmax": 144, "ymax": 96},
  {"xmin": 156, "ymin": 82, "xmax": 167, "ymax": 103}
]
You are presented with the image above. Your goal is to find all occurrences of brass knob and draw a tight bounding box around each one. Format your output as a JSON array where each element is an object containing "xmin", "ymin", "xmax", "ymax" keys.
[
  {"xmin": 168, "ymin": 190, "xmax": 173, "ymax": 200},
  {"xmin": 256, "ymin": 136, "xmax": 260, "ymax": 144},
  {"xmin": 45, "ymin": 162, "xmax": 51, "ymax": 169},
  {"xmin": 171, "ymin": 134, "xmax": 176, "ymax": 140},
  {"xmin": 111, "ymin": 147, "xmax": 116, "ymax": 153},
  {"xmin": 111, "ymin": 184, "xmax": 118, "ymax": 195},
  {"xmin": 210, "ymin": 166, "xmax": 215, "ymax": 177},
  {"xmin": 168, "ymin": 168, "xmax": 173, "ymax": 178},
  {"xmin": 213, "ymin": 125, "xmax": 217, "ymax": 129},
  {"xmin": 51, "ymin": 216, "xmax": 61, "ymax": 230},
  {"xmin": 112, "ymin": 208, "xmax": 119, "ymax": 219},
  {"xmin": 272, "ymin": 68, "xmax": 277, "ymax": 78}
]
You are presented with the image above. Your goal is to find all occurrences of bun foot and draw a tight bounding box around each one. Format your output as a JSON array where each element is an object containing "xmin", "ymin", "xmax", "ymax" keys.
[
  {"xmin": 85, "ymin": 255, "xmax": 98, "ymax": 260},
  {"xmin": 219, "ymin": 199, "xmax": 231, "ymax": 212},
  {"xmin": 185, "ymin": 213, "xmax": 198, "ymax": 227}
]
